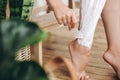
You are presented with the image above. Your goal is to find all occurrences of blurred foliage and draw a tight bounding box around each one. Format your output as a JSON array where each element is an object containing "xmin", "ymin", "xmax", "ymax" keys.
[
  {"xmin": 0, "ymin": 19, "xmax": 49, "ymax": 80},
  {"xmin": 0, "ymin": 0, "xmax": 7, "ymax": 20},
  {"xmin": 9, "ymin": 0, "xmax": 34, "ymax": 20}
]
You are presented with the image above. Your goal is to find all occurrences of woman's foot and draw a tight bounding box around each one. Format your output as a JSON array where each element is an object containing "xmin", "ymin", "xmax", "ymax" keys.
[
  {"xmin": 103, "ymin": 50, "xmax": 120, "ymax": 79},
  {"xmin": 68, "ymin": 39, "xmax": 90, "ymax": 80}
]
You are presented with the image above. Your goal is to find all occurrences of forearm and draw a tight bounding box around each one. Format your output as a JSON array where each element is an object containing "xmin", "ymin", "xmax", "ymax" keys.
[
  {"xmin": 46, "ymin": 0, "xmax": 64, "ymax": 10},
  {"xmin": 46, "ymin": 0, "xmax": 77, "ymax": 29}
]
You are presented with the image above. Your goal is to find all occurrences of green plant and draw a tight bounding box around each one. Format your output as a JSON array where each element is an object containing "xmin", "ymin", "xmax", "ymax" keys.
[
  {"xmin": 0, "ymin": 19, "xmax": 49, "ymax": 80},
  {"xmin": 9, "ymin": 0, "xmax": 34, "ymax": 20},
  {"xmin": 0, "ymin": 0, "xmax": 7, "ymax": 20},
  {"xmin": 0, "ymin": 0, "xmax": 51, "ymax": 80}
]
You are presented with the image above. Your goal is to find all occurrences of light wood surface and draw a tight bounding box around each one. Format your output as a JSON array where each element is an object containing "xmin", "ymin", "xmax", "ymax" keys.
[
  {"xmin": 42, "ymin": 20, "xmax": 117, "ymax": 80},
  {"xmin": 31, "ymin": 42, "xmax": 42, "ymax": 65},
  {"xmin": 69, "ymin": 0, "xmax": 75, "ymax": 9}
]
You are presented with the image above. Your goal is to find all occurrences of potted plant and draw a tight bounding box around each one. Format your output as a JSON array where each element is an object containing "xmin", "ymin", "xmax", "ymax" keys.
[
  {"xmin": 0, "ymin": 0, "xmax": 50, "ymax": 79},
  {"xmin": 0, "ymin": 19, "xmax": 49, "ymax": 80}
]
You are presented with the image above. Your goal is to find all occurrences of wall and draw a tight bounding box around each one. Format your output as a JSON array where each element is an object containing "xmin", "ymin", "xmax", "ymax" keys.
[{"xmin": 33, "ymin": 0, "xmax": 69, "ymax": 7}]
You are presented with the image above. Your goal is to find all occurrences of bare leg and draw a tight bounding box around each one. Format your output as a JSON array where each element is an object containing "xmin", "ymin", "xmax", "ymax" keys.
[
  {"xmin": 101, "ymin": 0, "xmax": 120, "ymax": 79},
  {"xmin": 69, "ymin": 0, "xmax": 106, "ymax": 80},
  {"xmin": 69, "ymin": 39, "xmax": 90, "ymax": 80}
]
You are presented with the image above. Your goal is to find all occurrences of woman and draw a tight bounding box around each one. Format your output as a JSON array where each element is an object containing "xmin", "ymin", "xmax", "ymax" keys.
[{"xmin": 47, "ymin": 0, "xmax": 120, "ymax": 80}]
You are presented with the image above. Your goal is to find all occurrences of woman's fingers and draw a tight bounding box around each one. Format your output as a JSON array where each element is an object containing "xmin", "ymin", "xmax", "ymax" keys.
[
  {"xmin": 67, "ymin": 12, "xmax": 77, "ymax": 30},
  {"xmin": 57, "ymin": 14, "xmax": 71, "ymax": 26},
  {"xmin": 66, "ymin": 14, "xmax": 71, "ymax": 24},
  {"xmin": 54, "ymin": 8, "xmax": 77, "ymax": 30},
  {"xmin": 68, "ymin": 23, "xmax": 72, "ymax": 30},
  {"xmin": 47, "ymin": 0, "xmax": 77, "ymax": 30},
  {"xmin": 62, "ymin": 15, "xmax": 67, "ymax": 26},
  {"xmin": 67, "ymin": 14, "xmax": 72, "ymax": 30},
  {"xmin": 71, "ymin": 12, "xmax": 77, "ymax": 28},
  {"xmin": 57, "ymin": 17, "xmax": 62, "ymax": 25}
]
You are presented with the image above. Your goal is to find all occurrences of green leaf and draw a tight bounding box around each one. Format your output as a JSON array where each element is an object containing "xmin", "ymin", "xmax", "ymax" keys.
[
  {"xmin": 0, "ymin": 61, "xmax": 49, "ymax": 80},
  {"xmin": 0, "ymin": 19, "xmax": 47, "ymax": 60},
  {"xmin": 0, "ymin": 0, "xmax": 7, "ymax": 21},
  {"xmin": 9, "ymin": 0, "xmax": 24, "ymax": 19},
  {"xmin": 21, "ymin": 0, "xmax": 34, "ymax": 20},
  {"xmin": 9, "ymin": 0, "xmax": 34, "ymax": 20},
  {"xmin": 0, "ymin": 19, "xmax": 49, "ymax": 80}
]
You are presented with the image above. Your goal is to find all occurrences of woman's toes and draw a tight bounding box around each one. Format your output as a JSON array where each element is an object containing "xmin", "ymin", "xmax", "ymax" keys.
[
  {"xmin": 85, "ymin": 76, "xmax": 89, "ymax": 80},
  {"xmin": 80, "ymin": 76, "xmax": 84, "ymax": 80},
  {"xmin": 78, "ymin": 73, "xmax": 89, "ymax": 80}
]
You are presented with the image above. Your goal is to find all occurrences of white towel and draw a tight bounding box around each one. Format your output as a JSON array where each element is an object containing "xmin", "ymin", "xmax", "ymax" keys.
[{"xmin": 72, "ymin": 0, "xmax": 106, "ymax": 48}]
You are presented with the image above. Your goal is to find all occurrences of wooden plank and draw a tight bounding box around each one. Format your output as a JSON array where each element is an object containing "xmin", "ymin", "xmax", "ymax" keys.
[
  {"xmin": 6, "ymin": 0, "xmax": 10, "ymax": 19},
  {"xmin": 30, "ymin": 5, "xmax": 48, "ymax": 19},
  {"xmin": 30, "ymin": 42, "xmax": 42, "ymax": 65},
  {"xmin": 69, "ymin": 0, "xmax": 75, "ymax": 9},
  {"xmin": 42, "ymin": 21, "xmax": 116, "ymax": 80},
  {"xmin": 38, "ymin": 42, "xmax": 42, "ymax": 65}
]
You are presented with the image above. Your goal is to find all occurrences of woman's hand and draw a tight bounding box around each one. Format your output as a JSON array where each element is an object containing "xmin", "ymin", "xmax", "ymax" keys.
[{"xmin": 47, "ymin": 0, "xmax": 77, "ymax": 30}]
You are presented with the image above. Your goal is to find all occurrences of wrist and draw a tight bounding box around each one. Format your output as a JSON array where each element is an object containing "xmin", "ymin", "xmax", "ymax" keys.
[{"xmin": 46, "ymin": 0, "xmax": 63, "ymax": 10}]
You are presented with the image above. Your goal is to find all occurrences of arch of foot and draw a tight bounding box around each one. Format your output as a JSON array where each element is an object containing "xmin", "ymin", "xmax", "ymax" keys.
[{"xmin": 72, "ymin": 0, "xmax": 106, "ymax": 48}]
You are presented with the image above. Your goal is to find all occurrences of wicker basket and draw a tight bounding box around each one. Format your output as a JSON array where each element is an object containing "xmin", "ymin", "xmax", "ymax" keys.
[{"xmin": 15, "ymin": 45, "xmax": 31, "ymax": 61}]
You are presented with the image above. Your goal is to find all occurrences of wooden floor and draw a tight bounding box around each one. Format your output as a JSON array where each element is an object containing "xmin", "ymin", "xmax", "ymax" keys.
[
  {"xmin": 42, "ymin": 20, "xmax": 118, "ymax": 80},
  {"xmin": 42, "ymin": 2, "xmax": 117, "ymax": 80}
]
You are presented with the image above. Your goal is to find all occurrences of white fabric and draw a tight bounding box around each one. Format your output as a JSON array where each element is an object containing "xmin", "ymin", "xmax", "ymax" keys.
[
  {"xmin": 72, "ymin": 0, "xmax": 106, "ymax": 48},
  {"xmin": 33, "ymin": 0, "xmax": 68, "ymax": 7}
]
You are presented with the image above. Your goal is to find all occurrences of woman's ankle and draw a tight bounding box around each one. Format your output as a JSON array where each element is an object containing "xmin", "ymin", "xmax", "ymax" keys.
[
  {"xmin": 70, "ymin": 39, "xmax": 91, "ymax": 56},
  {"xmin": 103, "ymin": 48, "xmax": 120, "ymax": 66}
]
